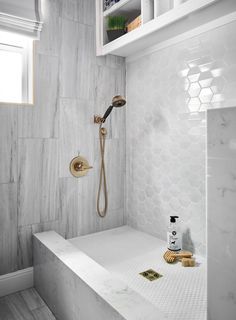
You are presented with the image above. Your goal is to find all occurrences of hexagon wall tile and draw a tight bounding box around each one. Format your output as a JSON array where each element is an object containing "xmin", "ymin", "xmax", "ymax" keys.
[{"xmin": 126, "ymin": 21, "xmax": 236, "ymax": 256}]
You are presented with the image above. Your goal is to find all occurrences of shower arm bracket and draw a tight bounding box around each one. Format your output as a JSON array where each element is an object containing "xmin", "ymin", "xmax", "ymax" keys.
[{"xmin": 94, "ymin": 115, "xmax": 104, "ymax": 124}]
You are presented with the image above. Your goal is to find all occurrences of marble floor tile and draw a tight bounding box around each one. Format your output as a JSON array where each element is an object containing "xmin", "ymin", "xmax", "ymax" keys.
[
  {"xmin": 31, "ymin": 306, "xmax": 56, "ymax": 320},
  {"xmin": 0, "ymin": 288, "xmax": 56, "ymax": 320},
  {"xmin": 20, "ymin": 288, "xmax": 45, "ymax": 311}
]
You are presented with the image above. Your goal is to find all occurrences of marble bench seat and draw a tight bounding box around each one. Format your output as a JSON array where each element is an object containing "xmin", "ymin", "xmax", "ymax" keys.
[{"xmin": 33, "ymin": 230, "xmax": 164, "ymax": 320}]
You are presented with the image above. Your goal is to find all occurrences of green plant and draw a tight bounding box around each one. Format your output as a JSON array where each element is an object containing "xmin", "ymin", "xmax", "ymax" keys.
[{"xmin": 107, "ymin": 15, "xmax": 126, "ymax": 30}]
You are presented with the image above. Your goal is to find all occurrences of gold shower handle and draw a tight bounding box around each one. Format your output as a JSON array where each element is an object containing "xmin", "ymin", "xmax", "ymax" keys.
[
  {"xmin": 73, "ymin": 161, "xmax": 93, "ymax": 172},
  {"xmin": 70, "ymin": 156, "xmax": 93, "ymax": 177}
]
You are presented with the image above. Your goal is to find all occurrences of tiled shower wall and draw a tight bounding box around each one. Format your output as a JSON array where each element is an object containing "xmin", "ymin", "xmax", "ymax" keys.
[
  {"xmin": 126, "ymin": 21, "xmax": 236, "ymax": 255},
  {"xmin": 0, "ymin": 0, "xmax": 126, "ymax": 276}
]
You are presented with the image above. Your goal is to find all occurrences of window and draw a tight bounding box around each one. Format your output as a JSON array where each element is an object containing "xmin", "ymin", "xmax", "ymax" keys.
[{"xmin": 0, "ymin": 30, "xmax": 33, "ymax": 104}]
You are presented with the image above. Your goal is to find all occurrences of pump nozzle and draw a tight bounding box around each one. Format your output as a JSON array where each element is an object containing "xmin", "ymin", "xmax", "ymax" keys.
[{"xmin": 170, "ymin": 216, "xmax": 179, "ymax": 223}]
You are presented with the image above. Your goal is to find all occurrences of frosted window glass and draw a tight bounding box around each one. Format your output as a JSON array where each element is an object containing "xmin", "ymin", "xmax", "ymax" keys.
[{"xmin": 0, "ymin": 49, "xmax": 22, "ymax": 103}]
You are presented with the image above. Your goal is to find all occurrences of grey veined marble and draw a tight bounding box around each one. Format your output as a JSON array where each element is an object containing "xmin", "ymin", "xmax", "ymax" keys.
[
  {"xmin": 208, "ymin": 106, "xmax": 236, "ymax": 320},
  {"xmin": 0, "ymin": 0, "xmax": 126, "ymax": 275}
]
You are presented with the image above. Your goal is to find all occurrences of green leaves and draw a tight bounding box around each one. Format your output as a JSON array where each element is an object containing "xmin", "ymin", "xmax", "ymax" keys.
[{"xmin": 107, "ymin": 16, "xmax": 126, "ymax": 30}]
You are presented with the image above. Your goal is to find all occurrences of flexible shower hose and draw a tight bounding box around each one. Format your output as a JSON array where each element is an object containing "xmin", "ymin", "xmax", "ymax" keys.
[{"xmin": 97, "ymin": 123, "xmax": 108, "ymax": 217}]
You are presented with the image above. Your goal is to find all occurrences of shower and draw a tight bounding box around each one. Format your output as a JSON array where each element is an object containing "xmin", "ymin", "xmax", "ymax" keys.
[{"xmin": 94, "ymin": 95, "xmax": 126, "ymax": 218}]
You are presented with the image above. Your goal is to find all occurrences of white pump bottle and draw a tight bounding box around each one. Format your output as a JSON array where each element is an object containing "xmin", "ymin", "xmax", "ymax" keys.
[{"xmin": 167, "ymin": 216, "xmax": 182, "ymax": 251}]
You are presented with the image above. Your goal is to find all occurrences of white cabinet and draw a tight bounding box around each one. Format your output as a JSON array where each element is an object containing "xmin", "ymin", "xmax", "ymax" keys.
[{"xmin": 96, "ymin": 0, "xmax": 236, "ymax": 58}]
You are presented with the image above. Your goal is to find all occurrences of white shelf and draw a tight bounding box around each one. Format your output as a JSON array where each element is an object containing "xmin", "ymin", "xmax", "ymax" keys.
[
  {"xmin": 96, "ymin": 0, "xmax": 236, "ymax": 58},
  {"xmin": 103, "ymin": 0, "xmax": 141, "ymax": 17}
]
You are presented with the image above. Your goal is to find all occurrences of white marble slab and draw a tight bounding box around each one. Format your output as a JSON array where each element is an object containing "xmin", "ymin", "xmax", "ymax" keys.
[
  {"xmin": 207, "ymin": 107, "xmax": 236, "ymax": 320},
  {"xmin": 70, "ymin": 226, "xmax": 207, "ymax": 320},
  {"xmin": 34, "ymin": 231, "xmax": 164, "ymax": 320},
  {"xmin": 208, "ymin": 107, "xmax": 236, "ymax": 159}
]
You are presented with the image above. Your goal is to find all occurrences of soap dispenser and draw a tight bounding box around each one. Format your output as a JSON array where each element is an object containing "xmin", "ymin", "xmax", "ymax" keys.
[{"xmin": 167, "ymin": 216, "xmax": 182, "ymax": 251}]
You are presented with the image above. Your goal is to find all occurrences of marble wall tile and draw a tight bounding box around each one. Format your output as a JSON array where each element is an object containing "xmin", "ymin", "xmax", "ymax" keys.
[
  {"xmin": 17, "ymin": 220, "xmax": 64, "ymax": 270},
  {"xmin": 77, "ymin": 0, "xmax": 96, "ymax": 26},
  {"xmin": 0, "ymin": 107, "xmax": 17, "ymax": 183},
  {"xmin": 0, "ymin": 184, "xmax": 17, "ymax": 275},
  {"xmin": 35, "ymin": 0, "xmax": 62, "ymax": 56},
  {"xmin": 126, "ymin": 50, "xmax": 206, "ymax": 254},
  {"xmin": 18, "ymin": 54, "xmax": 59, "ymax": 138},
  {"xmin": 60, "ymin": 21, "xmax": 96, "ymax": 100},
  {"xmin": 17, "ymin": 225, "xmax": 33, "ymax": 270},
  {"xmin": 59, "ymin": 177, "xmax": 97, "ymax": 238},
  {"xmin": 102, "ymin": 139, "xmax": 125, "ymax": 212},
  {"xmin": 59, "ymin": 19, "xmax": 78, "ymax": 98},
  {"xmin": 18, "ymin": 139, "xmax": 59, "ymax": 226},
  {"xmin": 125, "ymin": 21, "xmax": 236, "ymax": 256},
  {"xmin": 76, "ymin": 23, "xmax": 96, "ymax": 100},
  {"xmin": 0, "ymin": 0, "xmax": 126, "ymax": 276},
  {"xmin": 94, "ymin": 65, "xmax": 126, "ymax": 141},
  {"xmin": 61, "ymin": 0, "xmax": 77, "ymax": 21},
  {"xmin": 61, "ymin": 0, "xmax": 95, "ymax": 26},
  {"xmin": 94, "ymin": 66, "xmax": 125, "ymax": 106},
  {"xmin": 59, "ymin": 98, "xmax": 95, "ymax": 178}
]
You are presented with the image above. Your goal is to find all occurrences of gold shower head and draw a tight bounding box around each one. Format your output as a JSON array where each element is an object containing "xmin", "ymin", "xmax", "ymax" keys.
[{"xmin": 112, "ymin": 95, "xmax": 126, "ymax": 108}]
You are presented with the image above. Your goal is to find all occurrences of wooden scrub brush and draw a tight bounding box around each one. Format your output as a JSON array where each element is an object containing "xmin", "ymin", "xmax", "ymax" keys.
[{"xmin": 163, "ymin": 250, "xmax": 193, "ymax": 263}]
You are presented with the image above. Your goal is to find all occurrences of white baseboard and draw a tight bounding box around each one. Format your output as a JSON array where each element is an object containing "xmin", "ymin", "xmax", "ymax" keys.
[{"xmin": 0, "ymin": 267, "xmax": 34, "ymax": 298}]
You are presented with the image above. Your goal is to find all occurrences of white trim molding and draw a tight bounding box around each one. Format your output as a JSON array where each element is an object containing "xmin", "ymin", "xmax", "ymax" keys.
[{"xmin": 0, "ymin": 267, "xmax": 33, "ymax": 298}]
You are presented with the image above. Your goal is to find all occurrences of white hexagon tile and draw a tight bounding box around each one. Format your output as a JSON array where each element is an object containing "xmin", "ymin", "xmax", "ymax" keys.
[{"xmin": 126, "ymin": 21, "xmax": 236, "ymax": 256}]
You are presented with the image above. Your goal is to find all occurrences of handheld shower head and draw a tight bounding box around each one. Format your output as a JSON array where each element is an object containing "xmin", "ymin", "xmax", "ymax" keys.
[
  {"xmin": 112, "ymin": 95, "xmax": 126, "ymax": 108},
  {"xmin": 102, "ymin": 95, "xmax": 126, "ymax": 122}
]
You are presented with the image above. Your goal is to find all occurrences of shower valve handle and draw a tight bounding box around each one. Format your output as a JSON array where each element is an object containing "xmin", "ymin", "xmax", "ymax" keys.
[{"xmin": 74, "ymin": 161, "xmax": 93, "ymax": 172}]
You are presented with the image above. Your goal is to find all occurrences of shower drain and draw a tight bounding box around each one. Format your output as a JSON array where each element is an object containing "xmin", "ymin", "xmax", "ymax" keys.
[{"xmin": 139, "ymin": 269, "xmax": 163, "ymax": 281}]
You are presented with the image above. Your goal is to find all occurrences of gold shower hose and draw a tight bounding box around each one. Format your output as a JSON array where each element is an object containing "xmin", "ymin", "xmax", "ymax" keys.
[{"xmin": 97, "ymin": 123, "xmax": 108, "ymax": 217}]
